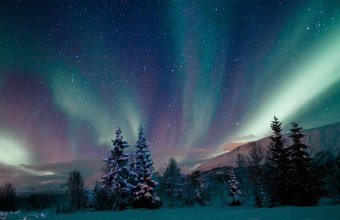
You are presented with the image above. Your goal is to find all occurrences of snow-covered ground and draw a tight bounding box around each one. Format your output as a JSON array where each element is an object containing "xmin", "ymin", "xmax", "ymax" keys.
[{"xmin": 5, "ymin": 203, "xmax": 340, "ymax": 220}]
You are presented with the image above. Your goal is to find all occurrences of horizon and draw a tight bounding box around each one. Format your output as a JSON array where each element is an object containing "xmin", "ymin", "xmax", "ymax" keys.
[
  {"xmin": 1, "ymin": 120, "xmax": 340, "ymax": 193},
  {"xmin": 0, "ymin": 0, "xmax": 340, "ymax": 190}
]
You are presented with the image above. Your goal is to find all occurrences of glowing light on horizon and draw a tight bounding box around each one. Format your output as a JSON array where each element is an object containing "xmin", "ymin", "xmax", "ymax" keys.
[
  {"xmin": 0, "ymin": 133, "xmax": 32, "ymax": 165},
  {"xmin": 19, "ymin": 165, "xmax": 55, "ymax": 176}
]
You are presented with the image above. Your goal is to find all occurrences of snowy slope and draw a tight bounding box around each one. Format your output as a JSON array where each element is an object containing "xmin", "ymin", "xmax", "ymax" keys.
[{"xmin": 196, "ymin": 122, "xmax": 340, "ymax": 172}]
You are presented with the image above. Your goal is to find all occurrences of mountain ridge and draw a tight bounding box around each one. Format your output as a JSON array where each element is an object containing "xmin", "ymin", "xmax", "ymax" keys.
[{"xmin": 195, "ymin": 121, "xmax": 340, "ymax": 172}]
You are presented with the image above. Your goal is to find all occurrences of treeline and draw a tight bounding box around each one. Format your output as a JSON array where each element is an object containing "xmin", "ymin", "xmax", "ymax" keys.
[
  {"xmin": 0, "ymin": 183, "xmax": 70, "ymax": 213},
  {"xmin": 63, "ymin": 126, "xmax": 214, "ymax": 211},
  {"xmin": 1, "ymin": 118, "xmax": 340, "ymax": 213},
  {"xmin": 233, "ymin": 116, "xmax": 340, "ymax": 207},
  {"xmin": 156, "ymin": 117, "xmax": 340, "ymax": 208}
]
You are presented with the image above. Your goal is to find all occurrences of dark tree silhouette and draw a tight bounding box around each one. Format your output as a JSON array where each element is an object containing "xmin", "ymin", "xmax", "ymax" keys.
[
  {"xmin": 67, "ymin": 170, "xmax": 84, "ymax": 211},
  {"xmin": 288, "ymin": 122, "xmax": 320, "ymax": 206},
  {"xmin": 0, "ymin": 183, "xmax": 17, "ymax": 211},
  {"xmin": 92, "ymin": 181, "xmax": 112, "ymax": 210},
  {"xmin": 267, "ymin": 116, "xmax": 290, "ymax": 205},
  {"xmin": 236, "ymin": 153, "xmax": 249, "ymax": 196},
  {"xmin": 248, "ymin": 142, "xmax": 269, "ymax": 207},
  {"xmin": 159, "ymin": 158, "xmax": 184, "ymax": 207},
  {"xmin": 324, "ymin": 162, "xmax": 340, "ymax": 203}
]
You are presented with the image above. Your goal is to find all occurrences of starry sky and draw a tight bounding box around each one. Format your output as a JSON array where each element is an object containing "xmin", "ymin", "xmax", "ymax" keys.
[{"xmin": 0, "ymin": 0, "xmax": 340, "ymax": 170}]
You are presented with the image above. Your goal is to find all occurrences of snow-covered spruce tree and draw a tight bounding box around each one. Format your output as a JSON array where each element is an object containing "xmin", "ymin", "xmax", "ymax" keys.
[
  {"xmin": 101, "ymin": 128, "xmax": 133, "ymax": 210},
  {"xmin": 133, "ymin": 126, "xmax": 160, "ymax": 208},
  {"xmin": 128, "ymin": 154, "xmax": 137, "ymax": 191},
  {"xmin": 288, "ymin": 122, "xmax": 320, "ymax": 206},
  {"xmin": 84, "ymin": 188, "xmax": 95, "ymax": 209},
  {"xmin": 160, "ymin": 158, "xmax": 185, "ymax": 207},
  {"xmin": 227, "ymin": 168, "xmax": 244, "ymax": 206},
  {"xmin": 267, "ymin": 116, "xmax": 290, "ymax": 205}
]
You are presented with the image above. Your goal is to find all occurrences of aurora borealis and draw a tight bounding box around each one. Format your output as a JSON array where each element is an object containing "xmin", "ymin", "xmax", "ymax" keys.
[{"xmin": 0, "ymin": 0, "xmax": 340, "ymax": 170}]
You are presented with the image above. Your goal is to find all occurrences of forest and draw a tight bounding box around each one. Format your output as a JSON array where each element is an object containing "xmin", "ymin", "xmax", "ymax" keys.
[{"xmin": 0, "ymin": 117, "xmax": 340, "ymax": 215}]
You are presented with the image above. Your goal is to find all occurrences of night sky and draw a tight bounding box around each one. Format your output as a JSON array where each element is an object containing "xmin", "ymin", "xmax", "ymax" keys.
[{"xmin": 0, "ymin": 0, "xmax": 340, "ymax": 169}]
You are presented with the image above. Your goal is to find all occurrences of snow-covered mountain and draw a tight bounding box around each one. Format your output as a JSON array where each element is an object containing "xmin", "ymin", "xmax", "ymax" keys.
[{"xmin": 195, "ymin": 122, "xmax": 340, "ymax": 172}]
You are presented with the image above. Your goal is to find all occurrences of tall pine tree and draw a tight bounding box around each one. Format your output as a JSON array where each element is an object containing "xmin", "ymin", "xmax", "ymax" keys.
[
  {"xmin": 101, "ymin": 128, "xmax": 133, "ymax": 210},
  {"xmin": 267, "ymin": 116, "xmax": 290, "ymax": 205},
  {"xmin": 133, "ymin": 126, "xmax": 159, "ymax": 208},
  {"xmin": 288, "ymin": 122, "xmax": 320, "ymax": 206}
]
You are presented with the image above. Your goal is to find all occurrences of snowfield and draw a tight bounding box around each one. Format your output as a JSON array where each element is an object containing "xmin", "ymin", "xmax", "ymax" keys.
[{"xmin": 5, "ymin": 204, "xmax": 340, "ymax": 220}]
